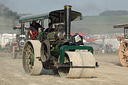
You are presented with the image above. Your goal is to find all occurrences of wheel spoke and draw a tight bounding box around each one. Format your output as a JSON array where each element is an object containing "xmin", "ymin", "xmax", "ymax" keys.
[
  {"xmin": 123, "ymin": 44, "xmax": 126, "ymax": 48},
  {"xmin": 121, "ymin": 51, "xmax": 124, "ymax": 53}
]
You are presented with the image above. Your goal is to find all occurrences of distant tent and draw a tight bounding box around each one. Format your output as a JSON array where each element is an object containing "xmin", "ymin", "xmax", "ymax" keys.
[
  {"xmin": 84, "ymin": 39, "xmax": 97, "ymax": 42},
  {"xmin": 71, "ymin": 33, "xmax": 85, "ymax": 37}
]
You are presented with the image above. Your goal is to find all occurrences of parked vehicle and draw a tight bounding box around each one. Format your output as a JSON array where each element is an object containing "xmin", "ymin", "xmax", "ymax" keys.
[{"xmin": 114, "ymin": 24, "xmax": 128, "ymax": 66}]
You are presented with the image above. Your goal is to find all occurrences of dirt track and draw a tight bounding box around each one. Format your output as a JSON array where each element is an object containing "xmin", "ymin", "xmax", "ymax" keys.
[{"xmin": 0, "ymin": 53, "xmax": 128, "ymax": 85}]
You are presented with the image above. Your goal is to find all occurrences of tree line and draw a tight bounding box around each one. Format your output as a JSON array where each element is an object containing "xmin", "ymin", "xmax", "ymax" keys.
[{"xmin": 99, "ymin": 10, "xmax": 128, "ymax": 16}]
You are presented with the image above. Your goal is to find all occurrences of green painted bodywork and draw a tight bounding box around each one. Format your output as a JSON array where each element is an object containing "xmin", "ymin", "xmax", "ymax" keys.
[
  {"xmin": 37, "ymin": 32, "xmax": 56, "ymax": 41},
  {"xmin": 47, "ymin": 32, "xmax": 56, "ymax": 41},
  {"xmin": 51, "ymin": 45, "xmax": 60, "ymax": 56},
  {"xmin": 37, "ymin": 32, "xmax": 94, "ymax": 64},
  {"xmin": 60, "ymin": 46, "xmax": 93, "ymax": 63},
  {"xmin": 37, "ymin": 32, "xmax": 44, "ymax": 40}
]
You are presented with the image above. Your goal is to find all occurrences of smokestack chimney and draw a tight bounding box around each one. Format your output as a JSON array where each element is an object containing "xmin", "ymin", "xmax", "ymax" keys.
[{"xmin": 64, "ymin": 5, "xmax": 72, "ymax": 40}]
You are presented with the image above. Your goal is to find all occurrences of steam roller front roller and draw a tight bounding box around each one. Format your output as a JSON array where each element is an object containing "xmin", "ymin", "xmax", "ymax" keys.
[
  {"xmin": 58, "ymin": 51, "xmax": 95, "ymax": 78},
  {"xmin": 22, "ymin": 40, "xmax": 43, "ymax": 75},
  {"xmin": 118, "ymin": 41, "xmax": 128, "ymax": 67}
]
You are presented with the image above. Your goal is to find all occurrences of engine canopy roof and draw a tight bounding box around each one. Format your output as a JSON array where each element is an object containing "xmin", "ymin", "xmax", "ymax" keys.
[{"xmin": 19, "ymin": 10, "xmax": 82, "ymax": 23}]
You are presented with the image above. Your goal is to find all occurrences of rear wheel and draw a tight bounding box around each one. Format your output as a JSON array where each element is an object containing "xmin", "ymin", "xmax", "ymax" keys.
[
  {"xmin": 41, "ymin": 40, "xmax": 50, "ymax": 63},
  {"xmin": 23, "ymin": 40, "xmax": 42, "ymax": 75},
  {"xmin": 40, "ymin": 40, "xmax": 51, "ymax": 69}
]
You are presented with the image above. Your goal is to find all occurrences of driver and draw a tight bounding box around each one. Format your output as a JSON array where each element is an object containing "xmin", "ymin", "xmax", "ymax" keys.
[
  {"xmin": 29, "ymin": 21, "xmax": 44, "ymax": 39},
  {"xmin": 30, "ymin": 21, "xmax": 44, "ymax": 34}
]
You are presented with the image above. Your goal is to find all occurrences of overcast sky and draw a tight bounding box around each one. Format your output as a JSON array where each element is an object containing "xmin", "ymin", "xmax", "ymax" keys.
[{"xmin": 1, "ymin": 0, "xmax": 128, "ymax": 16}]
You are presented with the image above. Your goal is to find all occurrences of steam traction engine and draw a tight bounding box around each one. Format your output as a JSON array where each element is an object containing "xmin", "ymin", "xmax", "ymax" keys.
[
  {"xmin": 12, "ymin": 25, "xmax": 29, "ymax": 59},
  {"xmin": 114, "ymin": 24, "xmax": 128, "ymax": 66},
  {"xmin": 19, "ymin": 5, "xmax": 98, "ymax": 78}
]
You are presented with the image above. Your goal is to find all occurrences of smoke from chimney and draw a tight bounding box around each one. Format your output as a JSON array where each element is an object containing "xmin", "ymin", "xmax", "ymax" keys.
[{"xmin": 0, "ymin": 1, "xmax": 19, "ymax": 26}]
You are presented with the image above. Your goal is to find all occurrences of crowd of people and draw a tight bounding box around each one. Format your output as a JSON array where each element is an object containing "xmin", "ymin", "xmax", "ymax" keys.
[
  {"xmin": 85, "ymin": 33, "xmax": 123, "ymax": 39},
  {"xmin": 93, "ymin": 43, "xmax": 115, "ymax": 54},
  {"xmin": 85, "ymin": 42, "xmax": 115, "ymax": 54},
  {"xmin": 84, "ymin": 33, "xmax": 121, "ymax": 54}
]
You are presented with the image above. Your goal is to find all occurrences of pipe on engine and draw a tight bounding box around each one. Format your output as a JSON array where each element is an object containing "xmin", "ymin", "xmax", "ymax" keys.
[
  {"xmin": 21, "ymin": 23, "xmax": 25, "ymax": 38},
  {"xmin": 20, "ymin": 23, "xmax": 25, "ymax": 46},
  {"xmin": 64, "ymin": 5, "xmax": 72, "ymax": 40}
]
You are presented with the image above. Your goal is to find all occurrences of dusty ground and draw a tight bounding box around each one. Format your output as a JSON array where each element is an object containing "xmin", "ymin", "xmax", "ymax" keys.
[{"xmin": 0, "ymin": 53, "xmax": 128, "ymax": 85}]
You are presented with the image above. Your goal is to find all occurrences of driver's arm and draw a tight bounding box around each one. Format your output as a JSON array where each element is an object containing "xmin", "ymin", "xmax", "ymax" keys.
[{"xmin": 30, "ymin": 30, "xmax": 32, "ymax": 35}]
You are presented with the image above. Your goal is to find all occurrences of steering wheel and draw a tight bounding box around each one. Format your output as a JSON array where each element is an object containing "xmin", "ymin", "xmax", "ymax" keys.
[{"xmin": 31, "ymin": 31, "xmax": 39, "ymax": 40}]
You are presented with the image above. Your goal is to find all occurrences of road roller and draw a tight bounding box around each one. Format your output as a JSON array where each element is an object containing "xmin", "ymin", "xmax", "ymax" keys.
[
  {"xmin": 114, "ymin": 24, "xmax": 128, "ymax": 67},
  {"xmin": 19, "ymin": 5, "xmax": 98, "ymax": 78}
]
